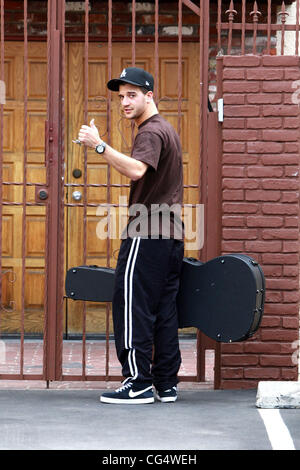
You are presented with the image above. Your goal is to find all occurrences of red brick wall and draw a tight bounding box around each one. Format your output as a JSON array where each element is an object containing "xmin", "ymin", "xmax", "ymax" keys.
[{"xmin": 220, "ymin": 55, "xmax": 300, "ymax": 389}]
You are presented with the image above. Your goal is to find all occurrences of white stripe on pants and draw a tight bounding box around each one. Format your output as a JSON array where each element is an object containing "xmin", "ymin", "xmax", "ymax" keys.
[{"xmin": 123, "ymin": 236, "xmax": 141, "ymax": 380}]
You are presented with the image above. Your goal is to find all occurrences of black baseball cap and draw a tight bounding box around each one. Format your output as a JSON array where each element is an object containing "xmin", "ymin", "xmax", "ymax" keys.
[{"xmin": 107, "ymin": 67, "xmax": 154, "ymax": 92}]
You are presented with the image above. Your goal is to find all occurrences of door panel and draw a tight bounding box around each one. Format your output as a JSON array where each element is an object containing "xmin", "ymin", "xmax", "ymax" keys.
[
  {"xmin": 66, "ymin": 42, "xmax": 200, "ymax": 335},
  {"xmin": 1, "ymin": 43, "xmax": 47, "ymax": 335}
]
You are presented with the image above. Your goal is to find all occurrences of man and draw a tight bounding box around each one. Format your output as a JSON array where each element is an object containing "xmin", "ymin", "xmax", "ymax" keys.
[{"xmin": 78, "ymin": 67, "xmax": 184, "ymax": 404}]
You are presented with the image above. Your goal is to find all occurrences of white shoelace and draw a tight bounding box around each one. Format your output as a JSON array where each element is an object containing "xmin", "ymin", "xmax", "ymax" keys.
[{"xmin": 116, "ymin": 382, "xmax": 133, "ymax": 393}]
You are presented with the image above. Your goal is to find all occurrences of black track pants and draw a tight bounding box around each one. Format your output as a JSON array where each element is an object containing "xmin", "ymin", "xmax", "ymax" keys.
[{"xmin": 112, "ymin": 237, "xmax": 183, "ymax": 390}]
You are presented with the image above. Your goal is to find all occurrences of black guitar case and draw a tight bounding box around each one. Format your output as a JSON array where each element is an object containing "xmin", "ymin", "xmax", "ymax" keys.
[
  {"xmin": 176, "ymin": 254, "xmax": 265, "ymax": 342},
  {"xmin": 65, "ymin": 254, "xmax": 265, "ymax": 343},
  {"xmin": 65, "ymin": 265, "xmax": 116, "ymax": 302}
]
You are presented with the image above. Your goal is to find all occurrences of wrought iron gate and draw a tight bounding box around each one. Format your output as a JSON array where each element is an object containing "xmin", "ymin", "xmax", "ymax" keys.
[{"xmin": 0, "ymin": 0, "xmax": 221, "ymax": 387}]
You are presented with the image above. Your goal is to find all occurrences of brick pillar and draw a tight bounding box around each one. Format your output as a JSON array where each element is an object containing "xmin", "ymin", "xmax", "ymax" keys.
[{"xmin": 220, "ymin": 55, "xmax": 300, "ymax": 389}]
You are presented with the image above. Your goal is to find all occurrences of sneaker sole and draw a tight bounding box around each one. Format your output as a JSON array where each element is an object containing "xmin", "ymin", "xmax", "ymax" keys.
[
  {"xmin": 156, "ymin": 396, "xmax": 177, "ymax": 403},
  {"xmin": 154, "ymin": 391, "xmax": 177, "ymax": 403},
  {"xmin": 100, "ymin": 396, "xmax": 155, "ymax": 404}
]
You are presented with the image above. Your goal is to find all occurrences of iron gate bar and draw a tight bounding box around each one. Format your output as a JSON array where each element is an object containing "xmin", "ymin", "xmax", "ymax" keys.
[
  {"xmin": 63, "ymin": 183, "xmax": 197, "ymax": 188},
  {"xmin": 45, "ymin": 0, "xmax": 52, "ymax": 381},
  {"xmin": 80, "ymin": 0, "xmax": 89, "ymax": 381},
  {"xmin": 132, "ymin": 0, "xmax": 136, "ymax": 66},
  {"xmin": 197, "ymin": 0, "xmax": 206, "ymax": 382},
  {"xmin": 213, "ymin": 56, "xmax": 224, "ymax": 390},
  {"xmin": 279, "ymin": 1, "xmax": 287, "ymax": 54},
  {"xmin": 45, "ymin": 0, "xmax": 65, "ymax": 382},
  {"xmin": 251, "ymin": 1, "xmax": 261, "ymax": 55},
  {"xmin": 183, "ymin": 0, "xmax": 200, "ymax": 16},
  {"xmin": 267, "ymin": 0, "xmax": 271, "ymax": 54},
  {"xmin": 296, "ymin": 0, "xmax": 299, "ymax": 54},
  {"xmin": 154, "ymin": 0, "xmax": 159, "ymax": 102},
  {"xmin": 219, "ymin": 23, "xmax": 300, "ymax": 30},
  {"xmin": 106, "ymin": 0, "xmax": 113, "ymax": 381},
  {"xmin": 242, "ymin": 0, "xmax": 246, "ymax": 54},
  {"xmin": 178, "ymin": 0, "xmax": 182, "ymax": 137},
  {"xmin": 2, "ymin": 201, "xmax": 46, "ymax": 206},
  {"xmin": 226, "ymin": 0, "xmax": 235, "ymax": 54},
  {"xmin": 2, "ymin": 182, "xmax": 47, "ymax": 186},
  {"xmin": 63, "ymin": 203, "xmax": 202, "ymax": 209},
  {"xmin": 20, "ymin": 0, "xmax": 28, "ymax": 378},
  {"xmin": 131, "ymin": 0, "xmax": 136, "ymax": 145},
  {"xmin": 217, "ymin": 0, "xmax": 221, "ymax": 53},
  {"xmin": 57, "ymin": 0, "xmax": 66, "ymax": 382},
  {"xmin": 198, "ymin": 0, "xmax": 213, "ymax": 382},
  {"xmin": 0, "ymin": 0, "xmax": 3, "ymax": 328}
]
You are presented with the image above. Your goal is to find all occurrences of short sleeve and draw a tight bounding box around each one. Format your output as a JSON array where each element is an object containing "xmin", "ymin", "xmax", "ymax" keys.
[{"xmin": 131, "ymin": 131, "xmax": 162, "ymax": 171}]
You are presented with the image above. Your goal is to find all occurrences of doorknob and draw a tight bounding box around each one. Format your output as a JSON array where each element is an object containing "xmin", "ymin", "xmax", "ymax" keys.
[
  {"xmin": 72, "ymin": 168, "xmax": 82, "ymax": 178},
  {"xmin": 72, "ymin": 191, "xmax": 82, "ymax": 201}
]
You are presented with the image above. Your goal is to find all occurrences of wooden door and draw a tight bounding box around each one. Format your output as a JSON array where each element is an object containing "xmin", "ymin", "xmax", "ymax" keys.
[
  {"xmin": 1, "ymin": 42, "xmax": 47, "ymax": 335},
  {"xmin": 66, "ymin": 42, "xmax": 200, "ymax": 335}
]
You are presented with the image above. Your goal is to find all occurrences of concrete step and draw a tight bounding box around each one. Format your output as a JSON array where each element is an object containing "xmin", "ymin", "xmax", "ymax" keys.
[{"xmin": 256, "ymin": 381, "xmax": 300, "ymax": 409}]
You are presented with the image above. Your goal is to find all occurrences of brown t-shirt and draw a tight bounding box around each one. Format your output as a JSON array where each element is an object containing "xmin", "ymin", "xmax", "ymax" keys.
[{"xmin": 123, "ymin": 113, "xmax": 184, "ymax": 239}]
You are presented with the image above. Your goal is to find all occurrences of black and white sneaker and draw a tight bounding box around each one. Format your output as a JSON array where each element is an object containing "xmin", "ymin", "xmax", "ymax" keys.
[
  {"xmin": 155, "ymin": 386, "xmax": 177, "ymax": 403},
  {"xmin": 100, "ymin": 381, "xmax": 154, "ymax": 404}
]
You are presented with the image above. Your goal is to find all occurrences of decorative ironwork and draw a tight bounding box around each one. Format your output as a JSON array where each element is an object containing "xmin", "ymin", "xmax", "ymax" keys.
[
  {"xmin": 225, "ymin": 0, "xmax": 238, "ymax": 22},
  {"xmin": 218, "ymin": 0, "xmax": 300, "ymax": 55},
  {"xmin": 225, "ymin": 1, "xmax": 238, "ymax": 54},
  {"xmin": 278, "ymin": 1, "xmax": 289, "ymax": 54},
  {"xmin": 250, "ymin": 1, "xmax": 262, "ymax": 53}
]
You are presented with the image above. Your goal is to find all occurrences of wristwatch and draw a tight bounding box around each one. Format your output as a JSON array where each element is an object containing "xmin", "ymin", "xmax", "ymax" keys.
[{"xmin": 95, "ymin": 141, "xmax": 106, "ymax": 154}]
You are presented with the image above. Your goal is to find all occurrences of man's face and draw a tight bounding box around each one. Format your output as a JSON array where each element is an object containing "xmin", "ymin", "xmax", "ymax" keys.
[{"xmin": 118, "ymin": 83, "xmax": 150, "ymax": 121}]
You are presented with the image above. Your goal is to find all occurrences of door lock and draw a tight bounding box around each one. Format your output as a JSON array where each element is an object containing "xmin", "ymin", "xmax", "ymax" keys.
[
  {"xmin": 35, "ymin": 187, "xmax": 49, "ymax": 202},
  {"xmin": 34, "ymin": 186, "xmax": 49, "ymax": 204},
  {"xmin": 72, "ymin": 190, "xmax": 82, "ymax": 201},
  {"xmin": 39, "ymin": 190, "xmax": 48, "ymax": 200}
]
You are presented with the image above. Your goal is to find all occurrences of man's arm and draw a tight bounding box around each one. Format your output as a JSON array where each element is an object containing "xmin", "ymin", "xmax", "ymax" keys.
[{"xmin": 78, "ymin": 119, "xmax": 148, "ymax": 181}]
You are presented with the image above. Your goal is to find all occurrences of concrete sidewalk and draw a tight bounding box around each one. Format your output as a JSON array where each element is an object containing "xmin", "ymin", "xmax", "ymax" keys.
[{"xmin": 0, "ymin": 387, "xmax": 299, "ymax": 451}]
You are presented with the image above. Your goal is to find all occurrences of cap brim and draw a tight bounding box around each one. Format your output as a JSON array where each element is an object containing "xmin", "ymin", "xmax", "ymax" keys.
[{"xmin": 107, "ymin": 78, "xmax": 152, "ymax": 91}]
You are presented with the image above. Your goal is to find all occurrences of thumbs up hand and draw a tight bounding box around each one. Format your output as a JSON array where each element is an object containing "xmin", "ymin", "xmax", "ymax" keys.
[
  {"xmin": 90, "ymin": 118, "xmax": 97, "ymax": 129},
  {"xmin": 78, "ymin": 119, "xmax": 102, "ymax": 148}
]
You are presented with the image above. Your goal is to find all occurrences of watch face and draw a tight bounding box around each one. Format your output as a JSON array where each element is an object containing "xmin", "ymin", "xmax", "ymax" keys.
[{"xmin": 96, "ymin": 143, "xmax": 105, "ymax": 154}]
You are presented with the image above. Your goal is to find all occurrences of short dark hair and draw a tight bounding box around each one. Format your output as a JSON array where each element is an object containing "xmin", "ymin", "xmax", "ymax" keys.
[{"xmin": 140, "ymin": 86, "xmax": 150, "ymax": 95}]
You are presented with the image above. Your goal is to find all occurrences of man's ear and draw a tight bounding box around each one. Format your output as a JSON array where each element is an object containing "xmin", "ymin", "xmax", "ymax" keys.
[{"xmin": 146, "ymin": 91, "xmax": 153, "ymax": 103}]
